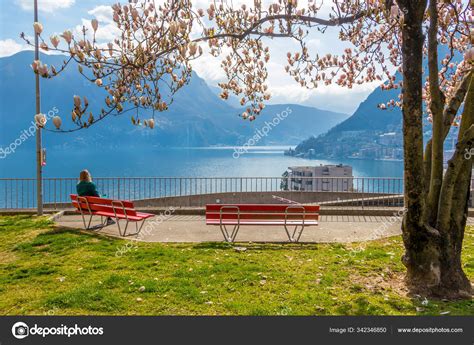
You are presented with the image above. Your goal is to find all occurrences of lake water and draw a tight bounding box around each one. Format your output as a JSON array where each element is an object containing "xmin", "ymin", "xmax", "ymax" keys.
[{"xmin": 0, "ymin": 146, "xmax": 403, "ymax": 178}]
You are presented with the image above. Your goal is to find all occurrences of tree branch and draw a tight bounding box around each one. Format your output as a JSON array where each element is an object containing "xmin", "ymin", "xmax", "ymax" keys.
[
  {"xmin": 426, "ymin": 0, "xmax": 444, "ymax": 224},
  {"xmin": 442, "ymin": 69, "xmax": 473, "ymax": 138},
  {"xmin": 193, "ymin": 12, "xmax": 366, "ymax": 43},
  {"xmin": 437, "ymin": 75, "xmax": 474, "ymax": 230}
]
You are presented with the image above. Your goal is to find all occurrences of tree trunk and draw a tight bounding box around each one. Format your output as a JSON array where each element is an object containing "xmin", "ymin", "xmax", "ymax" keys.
[
  {"xmin": 435, "ymin": 76, "xmax": 474, "ymax": 298},
  {"xmin": 436, "ymin": 159, "xmax": 472, "ymax": 298},
  {"xmin": 397, "ymin": 0, "xmax": 437, "ymax": 291}
]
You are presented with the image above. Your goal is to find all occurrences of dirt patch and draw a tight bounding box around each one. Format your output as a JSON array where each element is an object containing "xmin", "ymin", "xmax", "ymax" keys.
[
  {"xmin": 350, "ymin": 269, "xmax": 409, "ymax": 296},
  {"xmin": 0, "ymin": 250, "xmax": 17, "ymax": 264}
]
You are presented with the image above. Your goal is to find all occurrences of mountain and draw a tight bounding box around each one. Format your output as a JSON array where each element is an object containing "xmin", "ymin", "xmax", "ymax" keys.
[
  {"xmin": 327, "ymin": 85, "xmax": 402, "ymax": 133},
  {"xmin": 0, "ymin": 51, "xmax": 350, "ymax": 154},
  {"xmin": 291, "ymin": 44, "xmax": 466, "ymax": 160},
  {"xmin": 292, "ymin": 76, "xmax": 404, "ymax": 159}
]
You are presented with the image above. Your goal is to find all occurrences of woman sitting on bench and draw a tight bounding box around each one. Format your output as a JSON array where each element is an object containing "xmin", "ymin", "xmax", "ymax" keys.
[{"xmin": 76, "ymin": 170, "xmax": 115, "ymax": 225}]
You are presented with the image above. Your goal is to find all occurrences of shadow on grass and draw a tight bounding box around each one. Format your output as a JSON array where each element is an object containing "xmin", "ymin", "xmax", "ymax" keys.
[
  {"xmin": 12, "ymin": 226, "xmax": 123, "ymax": 256},
  {"xmin": 47, "ymin": 226, "xmax": 123, "ymax": 241},
  {"xmin": 191, "ymin": 241, "xmax": 333, "ymax": 251}
]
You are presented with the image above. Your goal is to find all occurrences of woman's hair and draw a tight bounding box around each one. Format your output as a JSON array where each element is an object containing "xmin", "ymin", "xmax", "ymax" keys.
[{"xmin": 79, "ymin": 170, "xmax": 92, "ymax": 183}]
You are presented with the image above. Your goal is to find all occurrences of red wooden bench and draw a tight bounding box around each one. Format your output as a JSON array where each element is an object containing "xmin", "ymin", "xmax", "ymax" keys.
[
  {"xmin": 205, "ymin": 204, "xmax": 319, "ymax": 242},
  {"xmin": 70, "ymin": 194, "xmax": 154, "ymax": 236}
]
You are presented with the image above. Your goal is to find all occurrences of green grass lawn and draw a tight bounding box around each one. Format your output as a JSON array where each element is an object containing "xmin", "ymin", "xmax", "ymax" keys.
[{"xmin": 0, "ymin": 215, "xmax": 472, "ymax": 315}]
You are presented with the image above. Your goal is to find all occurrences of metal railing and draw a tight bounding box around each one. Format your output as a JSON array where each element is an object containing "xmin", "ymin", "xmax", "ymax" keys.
[{"xmin": 0, "ymin": 176, "xmax": 409, "ymax": 209}]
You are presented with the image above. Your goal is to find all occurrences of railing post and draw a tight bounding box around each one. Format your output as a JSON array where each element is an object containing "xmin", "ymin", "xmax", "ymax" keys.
[{"xmin": 362, "ymin": 178, "xmax": 365, "ymax": 208}]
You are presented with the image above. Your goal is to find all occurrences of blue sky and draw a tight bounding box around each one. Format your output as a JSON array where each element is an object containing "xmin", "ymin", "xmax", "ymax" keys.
[{"xmin": 0, "ymin": 0, "xmax": 380, "ymax": 114}]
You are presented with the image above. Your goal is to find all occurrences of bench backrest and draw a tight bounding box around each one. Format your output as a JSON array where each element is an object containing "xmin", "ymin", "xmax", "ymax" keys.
[
  {"xmin": 206, "ymin": 204, "xmax": 319, "ymax": 221},
  {"xmin": 70, "ymin": 194, "xmax": 137, "ymax": 217}
]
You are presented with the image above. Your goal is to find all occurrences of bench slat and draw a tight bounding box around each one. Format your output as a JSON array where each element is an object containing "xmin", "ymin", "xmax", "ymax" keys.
[
  {"xmin": 206, "ymin": 219, "xmax": 318, "ymax": 226},
  {"xmin": 94, "ymin": 211, "xmax": 154, "ymax": 221},
  {"xmin": 206, "ymin": 213, "xmax": 319, "ymax": 220},
  {"xmin": 71, "ymin": 194, "xmax": 135, "ymax": 208},
  {"xmin": 205, "ymin": 204, "xmax": 319, "ymax": 226},
  {"xmin": 72, "ymin": 201, "xmax": 137, "ymax": 217},
  {"xmin": 70, "ymin": 194, "xmax": 153, "ymax": 221},
  {"xmin": 206, "ymin": 204, "xmax": 320, "ymax": 213}
]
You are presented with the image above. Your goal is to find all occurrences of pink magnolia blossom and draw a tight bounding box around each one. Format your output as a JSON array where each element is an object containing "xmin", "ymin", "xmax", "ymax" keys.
[
  {"xmin": 34, "ymin": 113, "xmax": 46, "ymax": 127},
  {"xmin": 73, "ymin": 95, "xmax": 81, "ymax": 108},
  {"xmin": 33, "ymin": 22, "xmax": 43, "ymax": 35},
  {"xmin": 50, "ymin": 35, "xmax": 60, "ymax": 48},
  {"xmin": 30, "ymin": 60, "xmax": 40, "ymax": 72},
  {"xmin": 91, "ymin": 19, "xmax": 99, "ymax": 32},
  {"xmin": 52, "ymin": 116, "xmax": 62, "ymax": 129},
  {"xmin": 61, "ymin": 30, "xmax": 73, "ymax": 44}
]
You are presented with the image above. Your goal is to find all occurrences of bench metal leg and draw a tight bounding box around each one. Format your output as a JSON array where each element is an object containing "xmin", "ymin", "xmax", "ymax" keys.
[
  {"xmin": 219, "ymin": 223, "xmax": 240, "ymax": 242},
  {"xmin": 97, "ymin": 216, "xmax": 108, "ymax": 229},
  {"xmin": 219, "ymin": 206, "xmax": 241, "ymax": 242},
  {"xmin": 77, "ymin": 209, "xmax": 109, "ymax": 231},
  {"xmin": 284, "ymin": 206, "xmax": 306, "ymax": 242},
  {"xmin": 116, "ymin": 219, "xmax": 147, "ymax": 237},
  {"xmin": 80, "ymin": 212, "xmax": 93, "ymax": 230},
  {"xmin": 294, "ymin": 225, "xmax": 305, "ymax": 242},
  {"xmin": 116, "ymin": 219, "xmax": 128, "ymax": 237},
  {"xmin": 284, "ymin": 224, "xmax": 305, "ymax": 242},
  {"xmin": 77, "ymin": 196, "xmax": 108, "ymax": 230}
]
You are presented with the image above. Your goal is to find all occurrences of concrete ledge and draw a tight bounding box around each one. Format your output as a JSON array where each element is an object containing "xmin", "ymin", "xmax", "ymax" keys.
[
  {"xmin": 47, "ymin": 210, "xmax": 65, "ymax": 222},
  {"xmin": 0, "ymin": 209, "xmax": 57, "ymax": 216}
]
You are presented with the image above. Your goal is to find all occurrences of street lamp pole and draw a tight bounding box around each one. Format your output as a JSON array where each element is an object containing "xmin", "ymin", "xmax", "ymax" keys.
[{"xmin": 34, "ymin": 0, "xmax": 43, "ymax": 215}]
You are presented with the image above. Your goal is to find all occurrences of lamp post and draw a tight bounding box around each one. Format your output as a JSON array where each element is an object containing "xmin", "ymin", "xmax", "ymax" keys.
[{"xmin": 34, "ymin": 0, "xmax": 43, "ymax": 215}]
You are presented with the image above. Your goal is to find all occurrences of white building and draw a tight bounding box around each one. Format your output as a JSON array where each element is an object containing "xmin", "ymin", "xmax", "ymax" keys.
[{"xmin": 286, "ymin": 164, "xmax": 353, "ymax": 192}]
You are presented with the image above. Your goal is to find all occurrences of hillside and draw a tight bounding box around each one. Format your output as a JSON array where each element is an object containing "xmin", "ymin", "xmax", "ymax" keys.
[
  {"xmin": 292, "ymin": 81, "xmax": 403, "ymax": 159},
  {"xmin": 291, "ymin": 44, "xmax": 464, "ymax": 160}
]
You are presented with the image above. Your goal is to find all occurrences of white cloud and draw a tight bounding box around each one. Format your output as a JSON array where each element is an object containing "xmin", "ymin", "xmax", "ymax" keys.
[
  {"xmin": 0, "ymin": 39, "xmax": 27, "ymax": 57},
  {"xmin": 192, "ymin": 56, "xmax": 227, "ymax": 82},
  {"xmin": 87, "ymin": 5, "xmax": 113, "ymax": 23},
  {"xmin": 272, "ymin": 83, "xmax": 380, "ymax": 114},
  {"xmin": 72, "ymin": 6, "xmax": 120, "ymax": 43},
  {"xmin": 16, "ymin": 0, "xmax": 75, "ymax": 13},
  {"xmin": 75, "ymin": 19, "xmax": 119, "ymax": 42}
]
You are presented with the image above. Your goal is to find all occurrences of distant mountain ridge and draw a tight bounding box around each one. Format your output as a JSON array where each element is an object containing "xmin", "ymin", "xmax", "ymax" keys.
[
  {"xmin": 293, "ymin": 80, "xmax": 403, "ymax": 158},
  {"xmin": 292, "ymin": 45, "xmax": 462, "ymax": 159},
  {"xmin": 0, "ymin": 51, "xmax": 350, "ymax": 154},
  {"xmin": 328, "ymin": 85, "xmax": 402, "ymax": 133}
]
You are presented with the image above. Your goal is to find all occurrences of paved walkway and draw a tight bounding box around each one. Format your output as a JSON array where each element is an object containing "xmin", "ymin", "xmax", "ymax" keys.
[{"xmin": 55, "ymin": 214, "xmax": 409, "ymax": 243}]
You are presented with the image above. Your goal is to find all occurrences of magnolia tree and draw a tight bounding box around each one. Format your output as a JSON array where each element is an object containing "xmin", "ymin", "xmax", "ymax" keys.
[
  {"xmin": 22, "ymin": 0, "xmax": 205, "ymax": 131},
  {"xmin": 24, "ymin": 0, "xmax": 473, "ymax": 297}
]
